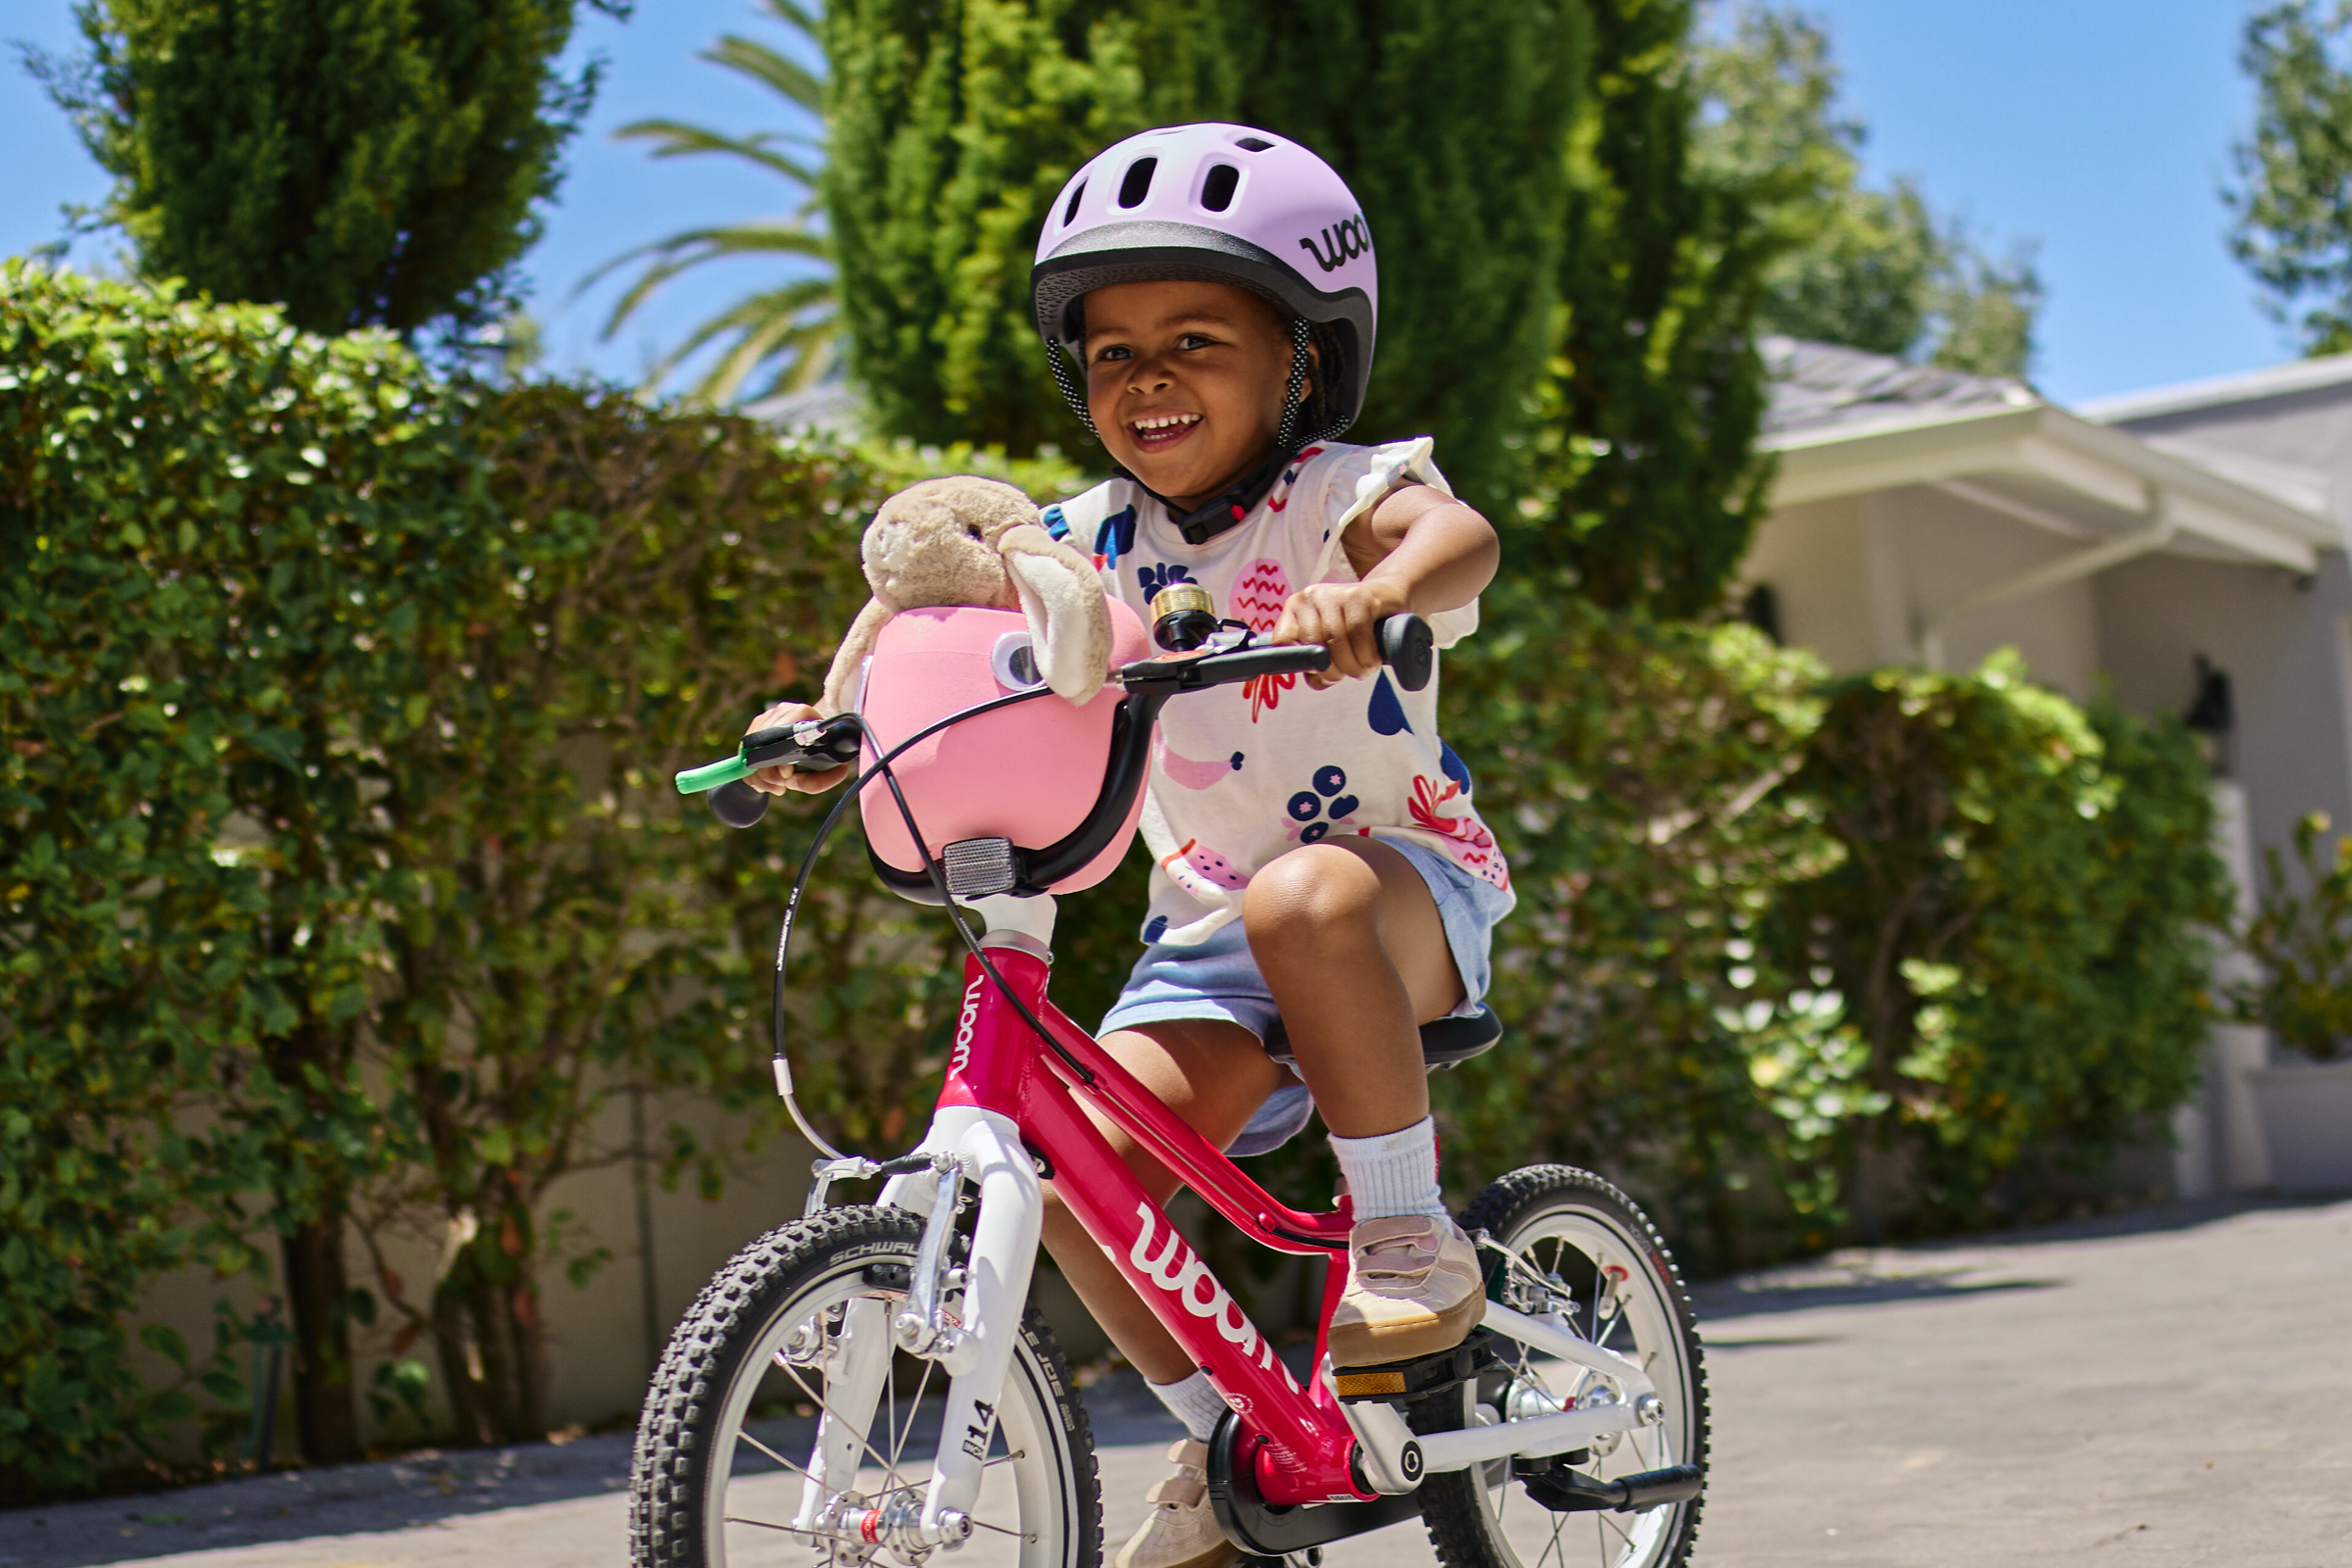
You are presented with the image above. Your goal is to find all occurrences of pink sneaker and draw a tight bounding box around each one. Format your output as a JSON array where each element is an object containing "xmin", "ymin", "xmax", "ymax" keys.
[{"xmin": 1327, "ymin": 1214, "xmax": 1484, "ymax": 1367}]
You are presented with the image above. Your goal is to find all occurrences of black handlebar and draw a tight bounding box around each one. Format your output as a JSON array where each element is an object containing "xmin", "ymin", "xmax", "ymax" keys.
[{"xmin": 710, "ymin": 613, "xmax": 1439, "ymax": 903}]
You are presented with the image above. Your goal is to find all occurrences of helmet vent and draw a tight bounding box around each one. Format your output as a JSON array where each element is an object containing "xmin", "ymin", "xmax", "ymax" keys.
[
  {"xmin": 1061, "ymin": 179, "xmax": 1087, "ymax": 226},
  {"xmin": 1234, "ymin": 136, "xmax": 1274, "ymax": 152},
  {"xmin": 1200, "ymin": 164, "xmax": 1240, "ymax": 212},
  {"xmin": 1117, "ymin": 158, "xmax": 1158, "ymax": 208}
]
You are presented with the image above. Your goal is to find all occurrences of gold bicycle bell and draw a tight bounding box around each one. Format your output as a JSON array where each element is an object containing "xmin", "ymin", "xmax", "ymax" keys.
[{"xmin": 1150, "ymin": 582, "xmax": 1220, "ymax": 652}]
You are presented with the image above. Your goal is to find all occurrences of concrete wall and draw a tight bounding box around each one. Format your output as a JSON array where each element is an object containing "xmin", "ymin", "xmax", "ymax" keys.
[{"xmin": 131, "ymin": 1094, "xmax": 827, "ymax": 1458}]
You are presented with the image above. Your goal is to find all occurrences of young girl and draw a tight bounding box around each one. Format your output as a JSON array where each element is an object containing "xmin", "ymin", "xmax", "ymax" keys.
[{"xmin": 750, "ymin": 124, "xmax": 1511, "ymax": 1568}]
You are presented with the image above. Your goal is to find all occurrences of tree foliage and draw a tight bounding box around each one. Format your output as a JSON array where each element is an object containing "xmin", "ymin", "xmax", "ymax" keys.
[
  {"xmin": 2230, "ymin": 0, "xmax": 2352, "ymax": 355},
  {"xmin": 35, "ymin": 0, "xmax": 624, "ymax": 339},
  {"xmin": 1221, "ymin": 1, "xmax": 1586, "ymax": 514},
  {"xmin": 1691, "ymin": 5, "xmax": 2041, "ymax": 377},
  {"xmin": 1508, "ymin": 0, "xmax": 1777, "ymax": 618}
]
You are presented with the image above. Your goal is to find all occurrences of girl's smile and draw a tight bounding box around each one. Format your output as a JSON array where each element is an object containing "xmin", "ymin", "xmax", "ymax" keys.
[{"xmin": 1082, "ymin": 279, "xmax": 1311, "ymax": 511}]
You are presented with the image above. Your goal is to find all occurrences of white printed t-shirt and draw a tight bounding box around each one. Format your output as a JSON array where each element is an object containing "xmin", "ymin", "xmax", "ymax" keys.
[{"xmin": 1043, "ymin": 438, "xmax": 1513, "ymax": 947}]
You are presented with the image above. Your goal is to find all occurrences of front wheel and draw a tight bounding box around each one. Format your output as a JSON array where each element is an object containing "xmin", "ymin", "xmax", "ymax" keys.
[
  {"xmin": 1412, "ymin": 1166, "xmax": 1709, "ymax": 1568},
  {"xmin": 630, "ymin": 1205, "xmax": 1102, "ymax": 1568}
]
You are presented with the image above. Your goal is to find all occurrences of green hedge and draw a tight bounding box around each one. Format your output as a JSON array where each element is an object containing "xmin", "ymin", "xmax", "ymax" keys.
[
  {"xmin": 1439, "ymin": 623, "xmax": 2226, "ymax": 1266},
  {"xmin": 0, "ymin": 263, "xmax": 1095, "ymax": 1492}
]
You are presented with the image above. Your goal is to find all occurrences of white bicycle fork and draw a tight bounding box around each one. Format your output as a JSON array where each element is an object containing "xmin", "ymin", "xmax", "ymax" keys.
[{"xmin": 790, "ymin": 1106, "xmax": 1042, "ymax": 1549}]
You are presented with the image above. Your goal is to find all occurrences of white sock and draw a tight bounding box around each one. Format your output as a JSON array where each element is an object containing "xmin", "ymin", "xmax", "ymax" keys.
[
  {"xmin": 1330, "ymin": 1117, "xmax": 1447, "ymax": 1220},
  {"xmin": 1150, "ymin": 1369, "xmax": 1228, "ymax": 1443}
]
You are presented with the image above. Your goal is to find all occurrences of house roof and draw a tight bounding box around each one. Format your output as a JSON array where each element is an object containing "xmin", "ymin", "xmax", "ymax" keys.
[
  {"xmin": 1762, "ymin": 335, "xmax": 2039, "ymax": 438},
  {"xmin": 2076, "ymin": 352, "xmax": 2352, "ymax": 425},
  {"xmin": 1758, "ymin": 338, "xmax": 2335, "ymax": 572}
]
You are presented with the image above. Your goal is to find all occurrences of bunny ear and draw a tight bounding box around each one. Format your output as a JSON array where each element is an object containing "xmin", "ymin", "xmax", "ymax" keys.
[
  {"xmin": 999, "ymin": 524, "xmax": 1111, "ymax": 705},
  {"xmin": 819, "ymin": 598, "xmax": 891, "ymax": 716}
]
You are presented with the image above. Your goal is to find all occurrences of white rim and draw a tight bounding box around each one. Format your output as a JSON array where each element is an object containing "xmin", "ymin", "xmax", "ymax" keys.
[{"xmin": 1464, "ymin": 1200, "xmax": 1699, "ymax": 1568}]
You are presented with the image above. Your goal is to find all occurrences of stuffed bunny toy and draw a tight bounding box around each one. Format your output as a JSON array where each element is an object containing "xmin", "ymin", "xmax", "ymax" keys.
[{"xmin": 819, "ymin": 475, "xmax": 1113, "ymax": 714}]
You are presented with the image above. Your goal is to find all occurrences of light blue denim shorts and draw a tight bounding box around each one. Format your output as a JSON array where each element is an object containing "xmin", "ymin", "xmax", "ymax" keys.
[{"xmin": 1098, "ymin": 835, "xmax": 1513, "ymax": 1155}]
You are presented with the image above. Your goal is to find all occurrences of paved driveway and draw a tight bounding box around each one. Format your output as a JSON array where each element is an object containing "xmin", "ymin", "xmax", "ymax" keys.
[{"xmin": 12, "ymin": 1196, "xmax": 2347, "ymax": 1568}]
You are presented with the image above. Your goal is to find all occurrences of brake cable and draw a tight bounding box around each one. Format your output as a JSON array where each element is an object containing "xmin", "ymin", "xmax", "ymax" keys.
[{"xmin": 760, "ymin": 686, "xmax": 1099, "ymax": 1165}]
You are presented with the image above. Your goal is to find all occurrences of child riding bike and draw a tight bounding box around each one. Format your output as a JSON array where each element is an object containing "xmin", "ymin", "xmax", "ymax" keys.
[{"xmin": 746, "ymin": 124, "xmax": 1515, "ymax": 1568}]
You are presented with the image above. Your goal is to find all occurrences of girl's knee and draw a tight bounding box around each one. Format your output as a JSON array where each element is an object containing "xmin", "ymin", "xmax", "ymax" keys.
[{"xmin": 1244, "ymin": 844, "xmax": 1385, "ymax": 948}]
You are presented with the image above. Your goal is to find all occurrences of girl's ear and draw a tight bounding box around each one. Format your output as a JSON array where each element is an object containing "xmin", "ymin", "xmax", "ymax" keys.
[{"xmin": 997, "ymin": 525, "xmax": 1112, "ymax": 705}]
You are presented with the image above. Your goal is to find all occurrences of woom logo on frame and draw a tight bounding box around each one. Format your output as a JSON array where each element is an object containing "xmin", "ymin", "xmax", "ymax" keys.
[{"xmin": 1128, "ymin": 1203, "xmax": 1299, "ymax": 1389}]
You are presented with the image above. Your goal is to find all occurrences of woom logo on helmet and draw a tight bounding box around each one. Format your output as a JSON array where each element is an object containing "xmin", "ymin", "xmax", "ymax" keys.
[{"xmin": 1298, "ymin": 212, "xmax": 1372, "ymax": 273}]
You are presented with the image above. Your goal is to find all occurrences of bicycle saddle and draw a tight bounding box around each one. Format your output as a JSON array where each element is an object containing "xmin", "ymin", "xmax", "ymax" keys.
[{"xmin": 1259, "ymin": 1004, "xmax": 1504, "ymax": 1070}]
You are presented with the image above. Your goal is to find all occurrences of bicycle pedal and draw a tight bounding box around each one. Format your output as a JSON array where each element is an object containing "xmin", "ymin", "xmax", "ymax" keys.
[
  {"xmin": 1521, "ymin": 1461, "xmax": 1704, "ymax": 1515},
  {"xmin": 1330, "ymin": 1329, "xmax": 1502, "ymax": 1404}
]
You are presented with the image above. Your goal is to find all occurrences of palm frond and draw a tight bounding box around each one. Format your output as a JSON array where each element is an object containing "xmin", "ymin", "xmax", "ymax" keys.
[
  {"xmin": 611, "ymin": 119, "xmax": 820, "ymax": 186},
  {"xmin": 705, "ymin": 34, "xmax": 823, "ymax": 115},
  {"xmin": 641, "ymin": 281, "xmax": 840, "ymax": 406},
  {"xmin": 586, "ymin": 0, "xmax": 839, "ymax": 407}
]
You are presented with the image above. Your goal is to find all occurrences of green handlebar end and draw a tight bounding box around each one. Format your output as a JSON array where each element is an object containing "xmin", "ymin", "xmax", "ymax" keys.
[{"xmin": 675, "ymin": 754, "xmax": 751, "ymax": 795}]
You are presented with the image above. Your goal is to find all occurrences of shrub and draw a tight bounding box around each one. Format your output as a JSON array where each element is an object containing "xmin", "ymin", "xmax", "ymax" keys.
[{"xmin": 0, "ymin": 261, "xmax": 1084, "ymax": 1485}]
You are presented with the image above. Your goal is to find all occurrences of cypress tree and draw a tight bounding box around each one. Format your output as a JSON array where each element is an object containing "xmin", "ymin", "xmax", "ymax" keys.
[
  {"xmin": 819, "ymin": 0, "xmax": 1582, "ymax": 514},
  {"xmin": 821, "ymin": 0, "xmax": 1244, "ymax": 453},
  {"xmin": 1226, "ymin": 1, "xmax": 1585, "ymax": 514},
  {"xmin": 42, "ymin": 0, "xmax": 623, "ymax": 338},
  {"xmin": 1522, "ymin": 0, "xmax": 1778, "ymax": 616}
]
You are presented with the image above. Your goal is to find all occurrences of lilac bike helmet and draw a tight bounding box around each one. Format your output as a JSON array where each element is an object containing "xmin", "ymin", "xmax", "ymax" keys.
[{"xmin": 1031, "ymin": 123, "xmax": 1378, "ymax": 543}]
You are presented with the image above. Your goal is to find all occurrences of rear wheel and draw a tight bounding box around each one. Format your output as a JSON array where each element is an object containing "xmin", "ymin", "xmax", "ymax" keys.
[
  {"xmin": 630, "ymin": 1205, "xmax": 1101, "ymax": 1568},
  {"xmin": 1412, "ymin": 1166, "xmax": 1707, "ymax": 1568}
]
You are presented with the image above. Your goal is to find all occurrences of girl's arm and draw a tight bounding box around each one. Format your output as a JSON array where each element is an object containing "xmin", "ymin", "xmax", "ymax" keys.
[{"xmin": 1272, "ymin": 483, "xmax": 1499, "ymax": 685}]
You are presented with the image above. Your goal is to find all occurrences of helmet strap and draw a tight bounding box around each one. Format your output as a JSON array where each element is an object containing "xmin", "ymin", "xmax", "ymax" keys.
[{"xmin": 1044, "ymin": 318, "xmax": 1317, "ymax": 549}]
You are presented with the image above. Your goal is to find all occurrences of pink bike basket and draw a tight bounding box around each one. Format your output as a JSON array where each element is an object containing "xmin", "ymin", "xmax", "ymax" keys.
[{"xmin": 857, "ymin": 601, "xmax": 1151, "ymax": 894}]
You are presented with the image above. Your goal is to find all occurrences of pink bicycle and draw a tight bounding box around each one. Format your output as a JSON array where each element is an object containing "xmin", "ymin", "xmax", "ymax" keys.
[{"xmin": 638, "ymin": 604, "xmax": 1708, "ymax": 1568}]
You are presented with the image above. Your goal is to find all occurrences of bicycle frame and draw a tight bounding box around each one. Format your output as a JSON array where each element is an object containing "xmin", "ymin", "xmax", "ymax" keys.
[{"xmin": 784, "ymin": 909, "xmax": 1664, "ymax": 1551}]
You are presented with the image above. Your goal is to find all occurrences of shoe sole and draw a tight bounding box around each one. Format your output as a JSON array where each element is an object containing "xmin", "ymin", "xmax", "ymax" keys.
[
  {"xmin": 1113, "ymin": 1535, "xmax": 1242, "ymax": 1568},
  {"xmin": 1327, "ymin": 1289, "xmax": 1485, "ymax": 1368}
]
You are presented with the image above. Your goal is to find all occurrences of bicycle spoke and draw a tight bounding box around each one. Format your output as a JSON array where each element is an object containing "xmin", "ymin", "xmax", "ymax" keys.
[
  {"xmin": 775, "ymin": 1350, "xmax": 914, "ymax": 1488},
  {"xmin": 885, "ymin": 1352, "xmax": 935, "ymax": 1479},
  {"xmin": 738, "ymin": 1427, "xmax": 817, "ymax": 1481}
]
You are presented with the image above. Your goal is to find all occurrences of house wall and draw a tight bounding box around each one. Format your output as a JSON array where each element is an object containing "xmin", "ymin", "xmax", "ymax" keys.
[
  {"xmin": 2104, "ymin": 384, "xmax": 2352, "ymax": 867},
  {"xmin": 1738, "ymin": 495, "xmax": 1879, "ymax": 671},
  {"xmin": 2095, "ymin": 549, "xmax": 2352, "ymax": 906},
  {"xmin": 1743, "ymin": 485, "xmax": 2103, "ymax": 702}
]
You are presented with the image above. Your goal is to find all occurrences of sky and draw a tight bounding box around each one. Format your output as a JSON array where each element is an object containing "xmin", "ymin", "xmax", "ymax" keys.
[{"xmin": 0, "ymin": 0, "xmax": 2298, "ymax": 408}]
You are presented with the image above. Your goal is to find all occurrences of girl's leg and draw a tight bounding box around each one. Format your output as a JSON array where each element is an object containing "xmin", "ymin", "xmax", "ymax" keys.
[
  {"xmin": 1037, "ymin": 1017, "xmax": 1285, "ymax": 1384},
  {"xmin": 1242, "ymin": 838, "xmax": 1463, "ymax": 1132},
  {"xmin": 1243, "ymin": 839, "xmax": 1483, "ymax": 1367}
]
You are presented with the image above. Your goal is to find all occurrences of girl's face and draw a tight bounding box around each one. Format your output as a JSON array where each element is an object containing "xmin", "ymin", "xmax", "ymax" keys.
[{"xmin": 1081, "ymin": 279, "xmax": 1312, "ymax": 509}]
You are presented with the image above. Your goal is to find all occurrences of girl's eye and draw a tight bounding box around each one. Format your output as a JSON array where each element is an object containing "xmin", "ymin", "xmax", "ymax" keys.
[
  {"xmin": 1178, "ymin": 333, "xmax": 1214, "ymax": 350},
  {"xmin": 1094, "ymin": 345, "xmax": 1131, "ymax": 364}
]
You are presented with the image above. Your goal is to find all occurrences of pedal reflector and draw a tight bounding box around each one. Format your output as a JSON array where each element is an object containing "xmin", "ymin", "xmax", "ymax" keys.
[{"xmin": 1333, "ymin": 1370, "xmax": 1408, "ymax": 1397}]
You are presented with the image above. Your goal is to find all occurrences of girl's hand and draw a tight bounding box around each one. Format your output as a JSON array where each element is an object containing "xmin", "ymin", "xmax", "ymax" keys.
[
  {"xmin": 744, "ymin": 702, "xmax": 851, "ymax": 795},
  {"xmin": 1270, "ymin": 579, "xmax": 1410, "ymax": 689}
]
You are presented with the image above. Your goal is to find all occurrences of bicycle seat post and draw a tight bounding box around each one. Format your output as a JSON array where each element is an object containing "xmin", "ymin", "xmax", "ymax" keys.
[{"xmin": 965, "ymin": 892, "xmax": 1058, "ymax": 957}]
